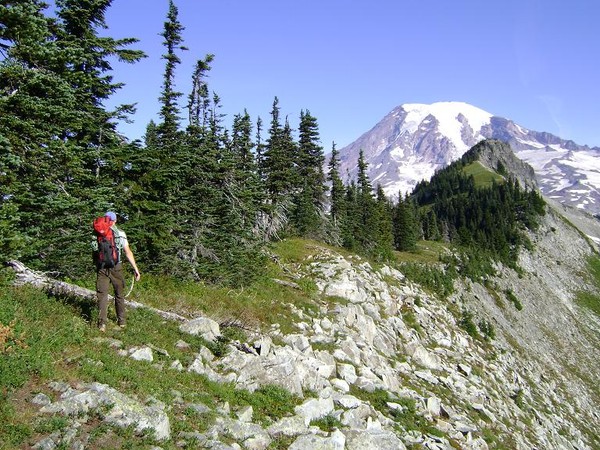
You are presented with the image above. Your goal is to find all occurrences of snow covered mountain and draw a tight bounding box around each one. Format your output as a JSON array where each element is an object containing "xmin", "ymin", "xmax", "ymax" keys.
[{"xmin": 337, "ymin": 101, "xmax": 600, "ymax": 215}]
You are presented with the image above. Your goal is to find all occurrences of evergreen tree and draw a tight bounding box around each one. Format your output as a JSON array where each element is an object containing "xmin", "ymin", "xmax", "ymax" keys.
[
  {"xmin": 355, "ymin": 149, "xmax": 377, "ymax": 252},
  {"xmin": 187, "ymin": 54, "xmax": 214, "ymax": 128},
  {"xmin": 157, "ymin": 0, "xmax": 186, "ymax": 139},
  {"xmin": 262, "ymin": 97, "xmax": 297, "ymax": 205},
  {"xmin": 292, "ymin": 110, "xmax": 326, "ymax": 236},
  {"xmin": 341, "ymin": 181, "xmax": 359, "ymax": 250},
  {"xmin": 130, "ymin": 0, "xmax": 188, "ymax": 273},
  {"xmin": 230, "ymin": 110, "xmax": 263, "ymax": 220},
  {"xmin": 372, "ymin": 185, "xmax": 394, "ymax": 260},
  {"xmin": 0, "ymin": 0, "xmax": 58, "ymax": 262},
  {"xmin": 0, "ymin": 0, "xmax": 143, "ymax": 274},
  {"xmin": 327, "ymin": 143, "xmax": 346, "ymax": 226},
  {"xmin": 393, "ymin": 193, "xmax": 418, "ymax": 251},
  {"xmin": 412, "ymin": 155, "xmax": 546, "ymax": 268},
  {"xmin": 255, "ymin": 116, "xmax": 265, "ymax": 181},
  {"xmin": 174, "ymin": 100, "xmax": 220, "ymax": 279}
]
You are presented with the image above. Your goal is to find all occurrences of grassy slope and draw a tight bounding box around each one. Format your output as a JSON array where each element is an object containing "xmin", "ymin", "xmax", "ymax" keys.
[
  {"xmin": 0, "ymin": 242, "xmax": 318, "ymax": 449},
  {"xmin": 462, "ymin": 160, "xmax": 504, "ymax": 188},
  {"xmin": 1, "ymin": 238, "xmax": 453, "ymax": 449},
  {"xmin": 2, "ymin": 237, "xmax": 598, "ymax": 449}
]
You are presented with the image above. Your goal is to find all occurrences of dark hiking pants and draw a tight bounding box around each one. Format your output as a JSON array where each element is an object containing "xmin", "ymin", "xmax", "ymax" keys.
[{"xmin": 96, "ymin": 263, "xmax": 126, "ymax": 326}]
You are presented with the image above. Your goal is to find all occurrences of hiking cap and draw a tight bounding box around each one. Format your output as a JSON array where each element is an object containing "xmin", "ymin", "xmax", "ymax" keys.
[{"xmin": 105, "ymin": 211, "xmax": 117, "ymax": 221}]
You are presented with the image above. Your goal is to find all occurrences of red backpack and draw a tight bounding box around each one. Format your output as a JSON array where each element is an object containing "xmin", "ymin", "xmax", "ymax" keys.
[{"xmin": 93, "ymin": 216, "xmax": 118, "ymax": 269}]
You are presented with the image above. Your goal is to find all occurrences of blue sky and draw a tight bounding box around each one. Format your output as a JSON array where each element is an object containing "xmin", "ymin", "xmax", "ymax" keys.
[{"xmin": 101, "ymin": 0, "xmax": 600, "ymax": 149}]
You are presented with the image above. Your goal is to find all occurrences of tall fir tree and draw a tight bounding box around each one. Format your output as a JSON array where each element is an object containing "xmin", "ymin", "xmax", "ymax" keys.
[
  {"xmin": 157, "ymin": 0, "xmax": 186, "ymax": 140},
  {"xmin": 355, "ymin": 150, "xmax": 376, "ymax": 251},
  {"xmin": 187, "ymin": 54, "xmax": 214, "ymax": 129},
  {"xmin": 292, "ymin": 110, "xmax": 326, "ymax": 237},
  {"xmin": 262, "ymin": 97, "xmax": 297, "ymax": 205},
  {"xmin": 341, "ymin": 181, "xmax": 359, "ymax": 251},
  {"xmin": 393, "ymin": 193, "xmax": 418, "ymax": 251},
  {"xmin": 230, "ymin": 110, "xmax": 263, "ymax": 221},
  {"xmin": 130, "ymin": 0, "xmax": 187, "ymax": 273},
  {"xmin": 372, "ymin": 184, "xmax": 394, "ymax": 260},
  {"xmin": 0, "ymin": 0, "xmax": 143, "ymax": 274},
  {"xmin": 327, "ymin": 142, "xmax": 346, "ymax": 226},
  {"xmin": 255, "ymin": 116, "xmax": 265, "ymax": 181}
]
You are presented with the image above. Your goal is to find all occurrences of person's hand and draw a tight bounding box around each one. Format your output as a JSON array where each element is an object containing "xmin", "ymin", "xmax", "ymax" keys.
[{"xmin": 134, "ymin": 270, "xmax": 141, "ymax": 281}]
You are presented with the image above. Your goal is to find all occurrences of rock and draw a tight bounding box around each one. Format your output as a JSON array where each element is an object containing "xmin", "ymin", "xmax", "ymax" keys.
[
  {"xmin": 175, "ymin": 339, "xmax": 190, "ymax": 349},
  {"xmin": 414, "ymin": 370, "xmax": 439, "ymax": 384},
  {"xmin": 335, "ymin": 394, "xmax": 362, "ymax": 409},
  {"xmin": 336, "ymin": 363, "xmax": 358, "ymax": 385},
  {"xmin": 129, "ymin": 346, "xmax": 153, "ymax": 361},
  {"xmin": 236, "ymin": 405, "xmax": 253, "ymax": 423},
  {"xmin": 330, "ymin": 378, "xmax": 350, "ymax": 393},
  {"xmin": 32, "ymin": 435, "xmax": 59, "ymax": 450},
  {"xmin": 288, "ymin": 429, "xmax": 345, "ymax": 450},
  {"xmin": 31, "ymin": 393, "xmax": 52, "ymax": 406},
  {"xmin": 294, "ymin": 396, "xmax": 335, "ymax": 426},
  {"xmin": 427, "ymin": 396, "xmax": 442, "ymax": 417},
  {"xmin": 458, "ymin": 363, "xmax": 472, "ymax": 377},
  {"xmin": 267, "ymin": 416, "xmax": 309, "ymax": 437},
  {"xmin": 169, "ymin": 360, "xmax": 184, "ymax": 371},
  {"xmin": 253, "ymin": 336, "xmax": 273, "ymax": 357},
  {"xmin": 341, "ymin": 404, "xmax": 377, "ymax": 429},
  {"xmin": 188, "ymin": 403, "xmax": 211, "ymax": 414},
  {"xmin": 40, "ymin": 382, "xmax": 170, "ymax": 440},
  {"xmin": 199, "ymin": 345, "xmax": 215, "ymax": 362},
  {"xmin": 179, "ymin": 317, "xmax": 221, "ymax": 341},
  {"xmin": 283, "ymin": 334, "xmax": 312, "ymax": 354},
  {"xmin": 214, "ymin": 417, "xmax": 271, "ymax": 448},
  {"xmin": 408, "ymin": 344, "xmax": 441, "ymax": 370},
  {"xmin": 345, "ymin": 429, "xmax": 407, "ymax": 450}
]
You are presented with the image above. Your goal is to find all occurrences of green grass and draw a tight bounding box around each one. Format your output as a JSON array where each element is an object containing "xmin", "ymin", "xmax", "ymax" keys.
[
  {"xmin": 397, "ymin": 261, "xmax": 456, "ymax": 299},
  {"xmin": 394, "ymin": 240, "xmax": 450, "ymax": 264},
  {"xmin": 310, "ymin": 414, "xmax": 343, "ymax": 432},
  {"xmin": 458, "ymin": 309, "xmax": 478, "ymax": 339},
  {"xmin": 574, "ymin": 255, "xmax": 600, "ymax": 317},
  {"xmin": 0, "ymin": 262, "xmax": 306, "ymax": 449},
  {"xmin": 1, "ymin": 240, "xmax": 359, "ymax": 447},
  {"xmin": 575, "ymin": 291, "xmax": 600, "ymax": 317},
  {"xmin": 348, "ymin": 387, "xmax": 438, "ymax": 435},
  {"xmin": 119, "ymin": 254, "xmax": 321, "ymax": 336},
  {"xmin": 505, "ymin": 288, "xmax": 523, "ymax": 311},
  {"xmin": 401, "ymin": 307, "xmax": 422, "ymax": 334},
  {"xmin": 462, "ymin": 161, "xmax": 504, "ymax": 188}
]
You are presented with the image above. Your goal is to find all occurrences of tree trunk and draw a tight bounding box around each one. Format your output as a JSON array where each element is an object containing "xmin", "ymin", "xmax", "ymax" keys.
[{"xmin": 6, "ymin": 260, "xmax": 188, "ymax": 322}]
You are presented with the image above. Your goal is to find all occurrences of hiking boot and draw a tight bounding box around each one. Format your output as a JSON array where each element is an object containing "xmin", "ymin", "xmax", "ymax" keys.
[
  {"xmin": 117, "ymin": 323, "xmax": 126, "ymax": 330},
  {"xmin": 99, "ymin": 324, "xmax": 106, "ymax": 333}
]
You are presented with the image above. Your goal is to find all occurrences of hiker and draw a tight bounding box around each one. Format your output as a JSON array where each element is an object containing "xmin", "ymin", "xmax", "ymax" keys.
[{"xmin": 92, "ymin": 211, "xmax": 141, "ymax": 332}]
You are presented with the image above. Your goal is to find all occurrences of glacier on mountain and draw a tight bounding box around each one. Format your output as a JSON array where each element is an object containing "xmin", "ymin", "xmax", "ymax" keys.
[{"xmin": 337, "ymin": 101, "xmax": 600, "ymax": 216}]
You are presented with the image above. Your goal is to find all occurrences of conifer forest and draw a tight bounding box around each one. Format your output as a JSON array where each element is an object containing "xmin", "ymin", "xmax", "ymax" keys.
[{"xmin": 0, "ymin": 0, "xmax": 546, "ymax": 286}]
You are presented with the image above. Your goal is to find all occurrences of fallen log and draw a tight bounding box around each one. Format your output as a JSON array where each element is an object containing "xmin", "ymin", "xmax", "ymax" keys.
[{"xmin": 6, "ymin": 260, "xmax": 188, "ymax": 323}]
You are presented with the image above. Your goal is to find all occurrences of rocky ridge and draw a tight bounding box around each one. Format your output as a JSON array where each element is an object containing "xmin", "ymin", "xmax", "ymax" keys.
[
  {"xmin": 462, "ymin": 139, "xmax": 538, "ymax": 191},
  {"xmin": 28, "ymin": 205, "xmax": 600, "ymax": 449}
]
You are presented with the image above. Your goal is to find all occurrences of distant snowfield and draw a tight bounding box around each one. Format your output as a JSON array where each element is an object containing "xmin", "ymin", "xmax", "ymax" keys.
[
  {"xmin": 563, "ymin": 152, "xmax": 600, "ymax": 186},
  {"xmin": 403, "ymin": 102, "xmax": 492, "ymax": 149},
  {"xmin": 340, "ymin": 101, "xmax": 600, "ymax": 215}
]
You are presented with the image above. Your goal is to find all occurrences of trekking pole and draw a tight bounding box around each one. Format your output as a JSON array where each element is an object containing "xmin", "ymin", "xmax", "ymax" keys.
[{"xmin": 125, "ymin": 276, "xmax": 135, "ymax": 298}]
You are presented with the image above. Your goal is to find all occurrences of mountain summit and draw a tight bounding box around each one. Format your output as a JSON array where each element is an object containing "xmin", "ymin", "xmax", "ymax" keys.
[{"xmin": 338, "ymin": 101, "xmax": 600, "ymax": 215}]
